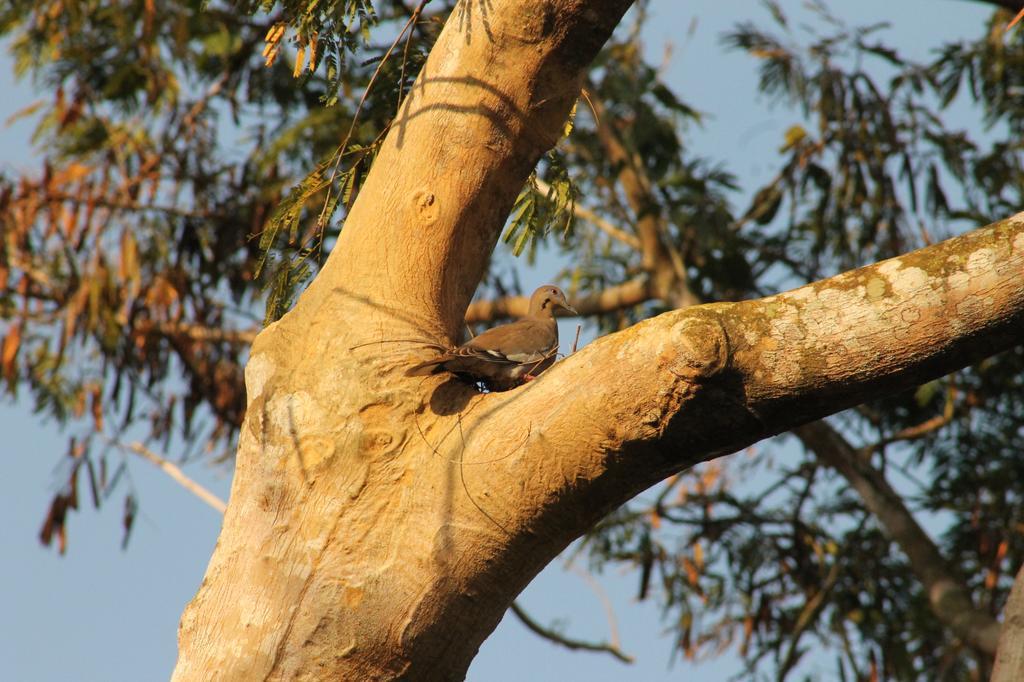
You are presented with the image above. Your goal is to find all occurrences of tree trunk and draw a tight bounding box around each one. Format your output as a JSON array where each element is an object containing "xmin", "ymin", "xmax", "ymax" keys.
[
  {"xmin": 795, "ymin": 421, "xmax": 1002, "ymax": 655},
  {"xmin": 172, "ymin": 1, "xmax": 634, "ymax": 679},
  {"xmin": 171, "ymin": 1, "xmax": 1024, "ymax": 678},
  {"xmin": 993, "ymin": 564, "xmax": 1024, "ymax": 681}
]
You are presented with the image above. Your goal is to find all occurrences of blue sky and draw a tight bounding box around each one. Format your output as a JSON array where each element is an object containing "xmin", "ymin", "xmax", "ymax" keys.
[{"xmin": 0, "ymin": 1, "xmax": 997, "ymax": 680}]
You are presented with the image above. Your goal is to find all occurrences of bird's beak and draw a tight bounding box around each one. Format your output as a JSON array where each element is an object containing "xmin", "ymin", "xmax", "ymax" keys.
[{"xmin": 559, "ymin": 300, "xmax": 578, "ymax": 316}]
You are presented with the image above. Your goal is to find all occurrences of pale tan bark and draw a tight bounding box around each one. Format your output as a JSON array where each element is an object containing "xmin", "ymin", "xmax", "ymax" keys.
[
  {"xmin": 993, "ymin": 564, "xmax": 1024, "ymax": 682},
  {"xmin": 170, "ymin": 0, "xmax": 1024, "ymax": 677},
  {"xmin": 172, "ymin": 1, "xmax": 634, "ymax": 680}
]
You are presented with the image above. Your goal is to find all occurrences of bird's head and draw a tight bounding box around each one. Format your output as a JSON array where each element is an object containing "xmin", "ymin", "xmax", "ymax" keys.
[{"xmin": 528, "ymin": 285, "xmax": 577, "ymax": 318}]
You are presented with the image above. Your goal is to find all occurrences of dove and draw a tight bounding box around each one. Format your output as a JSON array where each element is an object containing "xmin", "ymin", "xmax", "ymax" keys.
[{"xmin": 406, "ymin": 285, "xmax": 577, "ymax": 390}]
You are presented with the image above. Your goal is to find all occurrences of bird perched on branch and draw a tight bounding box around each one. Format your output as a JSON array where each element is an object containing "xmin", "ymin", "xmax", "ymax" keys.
[{"xmin": 406, "ymin": 285, "xmax": 577, "ymax": 390}]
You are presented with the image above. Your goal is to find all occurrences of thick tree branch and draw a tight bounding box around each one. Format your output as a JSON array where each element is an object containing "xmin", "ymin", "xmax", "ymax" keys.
[
  {"xmin": 464, "ymin": 276, "xmax": 652, "ymax": 323},
  {"xmin": 451, "ymin": 213, "xmax": 1022, "ymax": 657},
  {"xmin": 992, "ymin": 563, "xmax": 1024, "ymax": 681},
  {"xmin": 290, "ymin": 0, "xmax": 636, "ymax": 346},
  {"xmin": 481, "ymin": 212, "xmax": 1024, "ymax": 475},
  {"xmin": 794, "ymin": 420, "xmax": 1001, "ymax": 655},
  {"xmin": 465, "ymin": 172, "xmax": 993, "ymax": 659},
  {"xmin": 174, "ymin": 3, "xmax": 638, "ymax": 679},
  {"xmin": 703, "ymin": 215, "xmax": 1023, "ymax": 427},
  {"xmin": 172, "ymin": 0, "xmax": 1024, "ymax": 673}
]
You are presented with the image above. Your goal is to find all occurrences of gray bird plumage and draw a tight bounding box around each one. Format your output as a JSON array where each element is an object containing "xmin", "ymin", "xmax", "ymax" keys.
[{"xmin": 406, "ymin": 285, "xmax": 577, "ymax": 389}]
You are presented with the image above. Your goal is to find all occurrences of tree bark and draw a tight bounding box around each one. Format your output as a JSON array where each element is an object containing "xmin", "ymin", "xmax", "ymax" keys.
[
  {"xmin": 993, "ymin": 563, "xmax": 1024, "ymax": 681},
  {"xmin": 171, "ymin": 0, "xmax": 1024, "ymax": 677},
  {"xmin": 795, "ymin": 421, "xmax": 1002, "ymax": 655},
  {"xmin": 172, "ymin": 1, "xmax": 635, "ymax": 679}
]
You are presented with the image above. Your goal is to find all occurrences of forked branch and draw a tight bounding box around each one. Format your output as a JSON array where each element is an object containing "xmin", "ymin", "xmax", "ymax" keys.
[{"xmin": 459, "ymin": 215, "xmax": 1024, "ymax": 591}]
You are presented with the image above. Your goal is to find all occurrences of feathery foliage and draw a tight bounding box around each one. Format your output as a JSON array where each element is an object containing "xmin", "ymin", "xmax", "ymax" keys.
[{"xmin": 2, "ymin": 1, "xmax": 1023, "ymax": 678}]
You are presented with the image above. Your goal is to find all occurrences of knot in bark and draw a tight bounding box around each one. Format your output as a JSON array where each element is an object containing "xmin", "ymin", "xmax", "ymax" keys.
[{"xmin": 668, "ymin": 312, "xmax": 729, "ymax": 381}]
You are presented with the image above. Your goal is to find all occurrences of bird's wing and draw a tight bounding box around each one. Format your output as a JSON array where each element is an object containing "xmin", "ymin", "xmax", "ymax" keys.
[
  {"xmin": 460, "ymin": 318, "xmax": 558, "ymax": 364},
  {"xmin": 405, "ymin": 319, "xmax": 558, "ymax": 379}
]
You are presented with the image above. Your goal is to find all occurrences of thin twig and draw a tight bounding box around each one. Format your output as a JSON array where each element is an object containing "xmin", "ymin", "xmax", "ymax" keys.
[
  {"xmin": 316, "ymin": 1, "xmax": 429, "ymax": 233},
  {"xmin": 125, "ymin": 442, "xmax": 227, "ymax": 514},
  {"xmin": 1008, "ymin": 7, "xmax": 1024, "ymax": 31},
  {"xmin": 861, "ymin": 413, "xmax": 953, "ymax": 456},
  {"xmin": 181, "ymin": 68, "xmax": 232, "ymax": 132},
  {"xmin": 569, "ymin": 565, "xmax": 624, "ymax": 653},
  {"xmin": 35, "ymin": 191, "xmax": 218, "ymax": 220},
  {"xmin": 150, "ymin": 321, "xmax": 258, "ymax": 345},
  {"xmin": 578, "ymin": 87, "xmax": 600, "ymax": 125},
  {"xmin": 508, "ymin": 601, "xmax": 634, "ymax": 664},
  {"xmin": 778, "ymin": 556, "xmax": 842, "ymax": 679},
  {"xmin": 6, "ymin": 253, "xmax": 55, "ymax": 290},
  {"xmin": 885, "ymin": 413, "xmax": 953, "ymax": 444},
  {"xmin": 396, "ymin": 0, "xmax": 424, "ymax": 113}
]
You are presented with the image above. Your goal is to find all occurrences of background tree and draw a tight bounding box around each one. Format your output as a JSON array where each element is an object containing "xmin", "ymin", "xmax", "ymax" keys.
[{"xmin": 2, "ymin": 0, "xmax": 1023, "ymax": 679}]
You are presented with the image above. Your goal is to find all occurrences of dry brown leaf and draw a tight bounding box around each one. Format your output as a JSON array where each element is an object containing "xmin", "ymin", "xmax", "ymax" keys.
[
  {"xmin": 119, "ymin": 229, "xmax": 139, "ymax": 284},
  {"xmin": 681, "ymin": 624, "xmax": 694, "ymax": 660},
  {"xmin": 1, "ymin": 322, "xmax": 21, "ymax": 379},
  {"xmin": 264, "ymin": 23, "xmax": 286, "ymax": 67},
  {"xmin": 702, "ymin": 462, "xmax": 720, "ymax": 491},
  {"xmin": 90, "ymin": 384, "xmax": 104, "ymax": 432},
  {"xmin": 4, "ymin": 99, "xmax": 45, "ymax": 127},
  {"xmin": 682, "ymin": 557, "xmax": 699, "ymax": 587},
  {"xmin": 50, "ymin": 162, "xmax": 92, "ymax": 187},
  {"xmin": 741, "ymin": 615, "xmax": 754, "ymax": 656}
]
